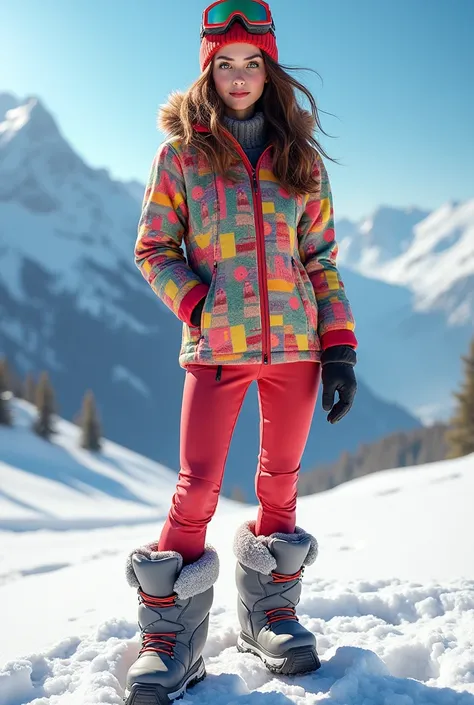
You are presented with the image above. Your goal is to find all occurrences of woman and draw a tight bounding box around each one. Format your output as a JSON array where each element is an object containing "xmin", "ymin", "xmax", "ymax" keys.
[{"xmin": 125, "ymin": 2, "xmax": 358, "ymax": 702}]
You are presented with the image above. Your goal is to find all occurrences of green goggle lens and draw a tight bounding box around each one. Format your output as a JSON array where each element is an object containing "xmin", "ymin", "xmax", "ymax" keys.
[{"xmin": 206, "ymin": 0, "xmax": 269, "ymax": 26}]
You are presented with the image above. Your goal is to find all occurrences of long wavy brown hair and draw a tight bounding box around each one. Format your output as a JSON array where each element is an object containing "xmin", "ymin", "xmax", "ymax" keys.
[{"xmin": 159, "ymin": 54, "xmax": 336, "ymax": 196}]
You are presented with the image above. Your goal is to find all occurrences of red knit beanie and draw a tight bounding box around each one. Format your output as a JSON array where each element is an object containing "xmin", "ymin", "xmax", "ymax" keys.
[{"xmin": 200, "ymin": 19, "xmax": 278, "ymax": 72}]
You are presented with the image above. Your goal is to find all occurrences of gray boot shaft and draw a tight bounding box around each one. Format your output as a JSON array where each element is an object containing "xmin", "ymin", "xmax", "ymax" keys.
[
  {"xmin": 133, "ymin": 554, "xmax": 214, "ymax": 675},
  {"xmin": 233, "ymin": 521, "xmax": 320, "ymax": 675},
  {"xmin": 125, "ymin": 543, "xmax": 219, "ymax": 701},
  {"xmin": 235, "ymin": 537, "xmax": 310, "ymax": 643}
]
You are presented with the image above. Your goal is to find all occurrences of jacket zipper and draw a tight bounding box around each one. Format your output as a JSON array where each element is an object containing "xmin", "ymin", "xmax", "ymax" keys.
[
  {"xmin": 251, "ymin": 159, "xmax": 271, "ymax": 364},
  {"xmin": 221, "ymin": 132, "xmax": 272, "ymax": 365}
]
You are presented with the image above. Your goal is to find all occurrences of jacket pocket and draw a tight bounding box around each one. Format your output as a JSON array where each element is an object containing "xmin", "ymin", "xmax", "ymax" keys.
[
  {"xmin": 200, "ymin": 261, "xmax": 218, "ymax": 335},
  {"xmin": 291, "ymin": 257, "xmax": 318, "ymax": 348},
  {"xmin": 199, "ymin": 261, "xmax": 233, "ymax": 356},
  {"xmin": 198, "ymin": 261, "xmax": 248, "ymax": 358}
]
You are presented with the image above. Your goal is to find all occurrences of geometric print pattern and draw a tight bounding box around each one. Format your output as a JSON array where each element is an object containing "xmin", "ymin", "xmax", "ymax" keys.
[{"xmin": 135, "ymin": 134, "xmax": 356, "ymax": 368}]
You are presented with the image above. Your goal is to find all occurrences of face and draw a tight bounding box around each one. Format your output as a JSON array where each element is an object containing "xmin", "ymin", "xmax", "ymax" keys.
[{"xmin": 212, "ymin": 42, "xmax": 267, "ymax": 120}]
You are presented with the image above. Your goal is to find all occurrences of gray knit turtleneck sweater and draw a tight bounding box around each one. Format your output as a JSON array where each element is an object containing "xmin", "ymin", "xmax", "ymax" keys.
[{"xmin": 223, "ymin": 111, "xmax": 267, "ymax": 168}]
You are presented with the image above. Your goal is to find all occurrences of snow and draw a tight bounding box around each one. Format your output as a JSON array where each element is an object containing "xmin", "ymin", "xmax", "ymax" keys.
[
  {"xmin": 1, "ymin": 407, "xmax": 474, "ymax": 704},
  {"xmin": 0, "ymin": 103, "xmax": 32, "ymax": 144},
  {"xmin": 0, "ymin": 402, "xmax": 193, "ymax": 528}
]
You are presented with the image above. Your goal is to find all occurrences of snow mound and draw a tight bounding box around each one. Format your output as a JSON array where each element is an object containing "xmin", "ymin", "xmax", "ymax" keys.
[
  {"xmin": 1, "ymin": 402, "xmax": 473, "ymax": 703},
  {"xmin": 1, "ymin": 577, "xmax": 473, "ymax": 704}
]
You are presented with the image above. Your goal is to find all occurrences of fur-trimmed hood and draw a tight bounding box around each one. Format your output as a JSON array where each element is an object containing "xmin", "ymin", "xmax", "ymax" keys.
[
  {"xmin": 157, "ymin": 90, "xmax": 316, "ymax": 142},
  {"xmin": 157, "ymin": 92, "xmax": 188, "ymax": 139}
]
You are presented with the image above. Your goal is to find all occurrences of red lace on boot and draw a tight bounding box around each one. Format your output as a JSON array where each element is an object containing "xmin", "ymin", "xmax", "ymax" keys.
[
  {"xmin": 138, "ymin": 589, "xmax": 178, "ymax": 658},
  {"xmin": 265, "ymin": 568, "xmax": 303, "ymax": 625}
]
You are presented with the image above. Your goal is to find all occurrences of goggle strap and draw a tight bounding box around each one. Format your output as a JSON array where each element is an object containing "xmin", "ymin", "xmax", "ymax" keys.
[{"xmin": 200, "ymin": 16, "xmax": 275, "ymax": 40}]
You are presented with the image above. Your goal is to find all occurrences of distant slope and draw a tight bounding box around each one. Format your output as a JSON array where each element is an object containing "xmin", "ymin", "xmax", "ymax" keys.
[
  {"xmin": 0, "ymin": 399, "xmax": 236, "ymax": 530},
  {"xmin": 298, "ymin": 422, "xmax": 449, "ymax": 495}
]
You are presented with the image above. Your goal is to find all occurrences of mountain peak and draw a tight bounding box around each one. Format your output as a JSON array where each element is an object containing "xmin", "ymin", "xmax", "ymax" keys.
[
  {"xmin": 338, "ymin": 197, "xmax": 474, "ymax": 327},
  {"xmin": 0, "ymin": 91, "xmax": 20, "ymax": 119},
  {"xmin": 0, "ymin": 96, "xmax": 61, "ymax": 145},
  {"xmin": 339, "ymin": 204, "xmax": 431, "ymax": 268}
]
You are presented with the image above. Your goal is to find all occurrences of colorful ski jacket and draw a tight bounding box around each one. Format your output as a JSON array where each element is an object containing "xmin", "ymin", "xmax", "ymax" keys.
[{"xmin": 135, "ymin": 102, "xmax": 357, "ymax": 368}]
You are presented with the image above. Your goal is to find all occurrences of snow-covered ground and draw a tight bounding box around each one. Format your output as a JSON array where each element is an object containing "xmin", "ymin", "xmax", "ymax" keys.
[{"xmin": 1, "ymin": 400, "xmax": 473, "ymax": 704}]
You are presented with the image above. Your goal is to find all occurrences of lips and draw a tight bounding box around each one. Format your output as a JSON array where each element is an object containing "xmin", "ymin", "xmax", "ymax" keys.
[{"xmin": 230, "ymin": 92, "xmax": 250, "ymax": 98}]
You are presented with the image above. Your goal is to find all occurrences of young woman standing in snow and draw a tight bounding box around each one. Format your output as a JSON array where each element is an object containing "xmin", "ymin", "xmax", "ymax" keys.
[{"xmin": 125, "ymin": 1, "xmax": 357, "ymax": 702}]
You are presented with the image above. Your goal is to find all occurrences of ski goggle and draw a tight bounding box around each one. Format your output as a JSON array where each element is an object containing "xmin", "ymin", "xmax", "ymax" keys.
[{"xmin": 201, "ymin": 0, "xmax": 275, "ymax": 39}]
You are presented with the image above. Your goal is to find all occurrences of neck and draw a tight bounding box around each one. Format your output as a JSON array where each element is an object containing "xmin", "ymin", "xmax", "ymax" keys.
[
  {"xmin": 224, "ymin": 106, "xmax": 256, "ymax": 120},
  {"xmin": 222, "ymin": 111, "xmax": 266, "ymax": 150}
]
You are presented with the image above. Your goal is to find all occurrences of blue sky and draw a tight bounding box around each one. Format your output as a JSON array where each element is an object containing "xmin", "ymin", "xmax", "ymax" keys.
[{"xmin": 2, "ymin": 0, "xmax": 473, "ymax": 219}]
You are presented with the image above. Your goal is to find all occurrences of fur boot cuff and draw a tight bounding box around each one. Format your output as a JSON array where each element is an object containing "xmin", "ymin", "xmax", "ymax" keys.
[
  {"xmin": 125, "ymin": 543, "xmax": 219, "ymax": 600},
  {"xmin": 233, "ymin": 520, "xmax": 318, "ymax": 575}
]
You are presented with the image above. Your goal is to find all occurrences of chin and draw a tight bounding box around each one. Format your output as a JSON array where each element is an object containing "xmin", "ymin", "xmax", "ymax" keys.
[
  {"xmin": 227, "ymin": 97, "xmax": 255, "ymax": 111},
  {"xmin": 229, "ymin": 97, "xmax": 253, "ymax": 105}
]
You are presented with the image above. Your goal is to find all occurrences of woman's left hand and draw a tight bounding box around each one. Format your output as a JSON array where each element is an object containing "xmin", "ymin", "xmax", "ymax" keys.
[{"xmin": 320, "ymin": 346, "xmax": 357, "ymax": 424}]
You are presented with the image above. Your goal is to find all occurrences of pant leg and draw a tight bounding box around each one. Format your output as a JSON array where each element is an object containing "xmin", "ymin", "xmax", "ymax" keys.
[
  {"xmin": 158, "ymin": 364, "xmax": 255, "ymax": 564},
  {"xmin": 254, "ymin": 361, "xmax": 321, "ymax": 537}
]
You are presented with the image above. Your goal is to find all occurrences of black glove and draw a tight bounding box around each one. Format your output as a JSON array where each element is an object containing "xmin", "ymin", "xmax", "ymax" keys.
[
  {"xmin": 190, "ymin": 298, "xmax": 205, "ymax": 328},
  {"xmin": 321, "ymin": 345, "xmax": 357, "ymax": 424}
]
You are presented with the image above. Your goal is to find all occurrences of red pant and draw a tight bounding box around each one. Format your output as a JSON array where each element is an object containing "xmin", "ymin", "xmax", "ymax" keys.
[{"xmin": 158, "ymin": 361, "xmax": 321, "ymax": 564}]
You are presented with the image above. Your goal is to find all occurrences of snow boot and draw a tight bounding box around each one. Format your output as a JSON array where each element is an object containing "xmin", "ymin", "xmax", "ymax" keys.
[
  {"xmin": 124, "ymin": 542, "xmax": 219, "ymax": 705},
  {"xmin": 233, "ymin": 520, "xmax": 321, "ymax": 676}
]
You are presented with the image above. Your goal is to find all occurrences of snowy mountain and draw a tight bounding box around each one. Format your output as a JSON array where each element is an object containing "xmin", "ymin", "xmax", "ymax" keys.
[
  {"xmin": 338, "ymin": 206, "xmax": 431, "ymax": 265},
  {"xmin": 0, "ymin": 400, "xmax": 473, "ymax": 704},
  {"xmin": 0, "ymin": 93, "xmax": 19, "ymax": 118},
  {"xmin": 337, "ymin": 205, "xmax": 474, "ymax": 422},
  {"xmin": 0, "ymin": 95, "xmax": 141, "ymax": 313},
  {"xmin": 0, "ymin": 90, "xmax": 421, "ymax": 497},
  {"xmin": 338, "ymin": 202, "xmax": 474, "ymax": 325}
]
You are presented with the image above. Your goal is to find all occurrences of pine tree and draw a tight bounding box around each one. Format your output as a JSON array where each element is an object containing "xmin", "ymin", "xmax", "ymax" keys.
[
  {"xmin": 0, "ymin": 358, "xmax": 12, "ymax": 426},
  {"xmin": 33, "ymin": 371, "xmax": 56, "ymax": 440},
  {"xmin": 80, "ymin": 390, "xmax": 102, "ymax": 451},
  {"xmin": 0, "ymin": 358, "xmax": 11, "ymax": 389},
  {"xmin": 24, "ymin": 373, "xmax": 37, "ymax": 404},
  {"xmin": 0, "ymin": 358, "xmax": 23, "ymax": 399},
  {"xmin": 446, "ymin": 338, "xmax": 474, "ymax": 458}
]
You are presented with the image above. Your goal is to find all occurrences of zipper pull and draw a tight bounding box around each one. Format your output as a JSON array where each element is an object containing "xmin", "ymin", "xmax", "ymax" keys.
[
  {"xmin": 216, "ymin": 365, "xmax": 222, "ymax": 382},
  {"xmin": 252, "ymin": 170, "xmax": 258, "ymax": 193}
]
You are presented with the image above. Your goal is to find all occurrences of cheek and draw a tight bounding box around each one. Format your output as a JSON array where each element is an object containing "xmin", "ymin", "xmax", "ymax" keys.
[
  {"xmin": 251, "ymin": 72, "xmax": 266, "ymax": 94},
  {"xmin": 212, "ymin": 70, "xmax": 227, "ymax": 96}
]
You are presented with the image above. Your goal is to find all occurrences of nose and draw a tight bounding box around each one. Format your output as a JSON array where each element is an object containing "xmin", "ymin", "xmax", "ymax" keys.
[{"xmin": 233, "ymin": 75, "xmax": 245, "ymax": 87}]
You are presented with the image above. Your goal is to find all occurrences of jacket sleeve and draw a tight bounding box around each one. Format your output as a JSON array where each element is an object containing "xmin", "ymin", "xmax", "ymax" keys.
[
  {"xmin": 134, "ymin": 142, "xmax": 209, "ymax": 326},
  {"xmin": 297, "ymin": 152, "xmax": 357, "ymax": 350}
]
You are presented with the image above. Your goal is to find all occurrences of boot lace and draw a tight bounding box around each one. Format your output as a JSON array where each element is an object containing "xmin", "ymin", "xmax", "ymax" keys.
[
  {"xmin": 138, "ymin": 589, "xmax": 177, "ymax": 658},
  {"xmin": 265, "ymin": 568, "xmax": 303, "ymax": 626}
]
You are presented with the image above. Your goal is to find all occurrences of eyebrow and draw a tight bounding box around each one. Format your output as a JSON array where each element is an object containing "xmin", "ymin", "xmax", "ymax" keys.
[{"xmin": 215, "ymin": 53, "xmax": 262, "ymax": 61}]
